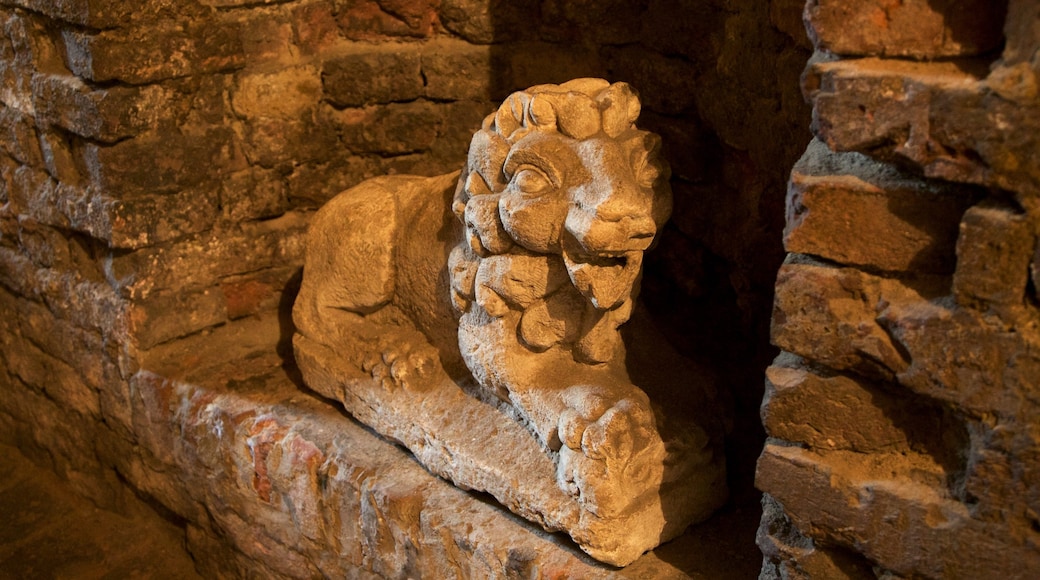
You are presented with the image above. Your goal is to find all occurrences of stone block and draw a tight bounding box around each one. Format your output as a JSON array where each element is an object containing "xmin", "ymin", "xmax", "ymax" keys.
[
  {"xmin": 757, "ymin": 493, "xmax": 876, "ymax": 580},
  {"xmin": 1, "ymin": 0, "xmax": 203, "ymax": 29},
  {"xmin": 756, "ymin": 444, "xmax": 1040, "ymax": 578},
  {"xmin": 63, "ymin": 22, "xmax": 244, "ymax": 84},
  {"xmin": 220, "ymin": 167, "xmax": 289, "ymax": 223},
  {"xmin": 771, "ymin": 256, "xmax": 925, "ymax": 379},
  {"xmin": 880, "ymin": 299, "xmax": 1039, "ymax": 418},
  {"xmin": 129, "ymin": 286, "xmax": 227, "ymax": 349},
  {"xmin": 805, "ymin": 0, "xmax": 1006, "ymax": 58},
  {"xmin": 108, "ymin": 211, "xmax": 308, "ymax": 299},
  {"xmin": 420, "ymin": 40, "xmax": 492, "ymax": 101},
  {"xmin": 220, "ymin": 266, "xmax": 297, "ymax": 320},
  {"xmin": 953, "ymin": 203, "xmax": 1033, "ymax": 309},
  {"xmin": 322, "ymin": 45, "xmax": 422, "ymax": 107},
  {"xmin": 84, "ymin": 126, "xmax": 244, "ymax": 196},
  {"xmin": 763, "ymin": 356, "xmax": 945, "ymax": 453},
  {"xmin": 32, "ymin": 74, "xmax": 171, "ymax": 143},
  {"xmin": 335, "ymin": 0, "xmax": 438, "ymax": 41},
  {"xmin": 785, "ymin": 139, "xmax": 977, "ymax": 274},
  {"xmin": 808, "ymin": 56, "xmax": 1040, "ymax": 195},
  {"xmin": 326, "ymin": 101, "xmax": 441, "ymax": 155},
  {"xmin": 111, "ymin": 186, "xmax": 221, "ymax": 248},
  {"xmin": 0, "ymin": 106, "xmax": 42, "ymax": 167},
  {"xmin": 232, "ymin": 65, "xmax": 322, "ymax": 121}
]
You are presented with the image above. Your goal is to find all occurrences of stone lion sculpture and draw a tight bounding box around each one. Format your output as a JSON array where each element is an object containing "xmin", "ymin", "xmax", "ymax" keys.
[{"xmin": 293, "ymin": 78, "xmax": 726, "ymax": 566}]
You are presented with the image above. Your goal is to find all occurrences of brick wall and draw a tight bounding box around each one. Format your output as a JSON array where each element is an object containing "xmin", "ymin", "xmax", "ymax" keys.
[
  {"xmin": 758, "ymin": 0, "xmax": 1040, "ymax": 577},
  {"xmin": 0, "ymin": 0, "xmax": 810, "ymax": 575}
]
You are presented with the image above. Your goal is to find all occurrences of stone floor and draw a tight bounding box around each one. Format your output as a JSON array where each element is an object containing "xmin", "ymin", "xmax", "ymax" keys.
[{"xmin": 0, "ymin": 443, "xmax": 201, "ymax": 580}]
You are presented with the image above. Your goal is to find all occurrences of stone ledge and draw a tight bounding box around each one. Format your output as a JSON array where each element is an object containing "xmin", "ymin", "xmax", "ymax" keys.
[{"xmin": 123, "ymin": 316, "xmax": 759, "ymax": 578}]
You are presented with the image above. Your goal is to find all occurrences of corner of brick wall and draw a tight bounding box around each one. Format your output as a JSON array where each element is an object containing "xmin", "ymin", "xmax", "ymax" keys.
[{"xmin": 758, "ymin": 0, "xmax": 1040, "ymax": 577}]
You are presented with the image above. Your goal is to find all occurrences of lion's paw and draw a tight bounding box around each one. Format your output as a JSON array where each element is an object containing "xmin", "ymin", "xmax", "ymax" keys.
[
  {"xmin": 361, "ymin": 342, "xmax": 436, "ymax": 393},
  {"xmin": 556, "ymin": 384, "xmax": 665, "ymax": 517}
]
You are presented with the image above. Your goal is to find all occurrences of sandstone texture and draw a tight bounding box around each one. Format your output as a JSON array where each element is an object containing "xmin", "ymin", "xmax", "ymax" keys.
[{"xmin": 759, "ymin": 1, "xmax": 1040, "ymax": 577}]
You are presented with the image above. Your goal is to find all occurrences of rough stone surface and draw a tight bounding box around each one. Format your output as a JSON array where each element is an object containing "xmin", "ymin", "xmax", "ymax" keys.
[
  {"xmin": 760, "ymin": 2, "xmax": 1040, "ymax": 577},
  {"xmin": 805, "ymin": 0, "xmax": 1007, "ymax": 59},
  {"xmin": 293, "ymin": 81, "xmax": 727, "ymax": 566},
  {"xmin": 807, "ymin": 56, "xmax": 1040, "ymax": 196},
  {"xmin": 786, "ymin": 139, "xmax": 978, "ymax": 274}
]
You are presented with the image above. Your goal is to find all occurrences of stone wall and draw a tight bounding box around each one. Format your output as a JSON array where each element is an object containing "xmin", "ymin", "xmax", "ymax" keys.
[
  {"xmin": 0, "ymin": 0, "xmax": 809, "ymax": 576},
  {"xmin": 758, "ymin": 0, "xmax": 1040, "ymax": 577}
]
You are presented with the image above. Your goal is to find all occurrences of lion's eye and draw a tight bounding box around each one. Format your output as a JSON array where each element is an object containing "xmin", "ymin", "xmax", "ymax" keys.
[{"xmin": 512, "ymin": 166, "xmax": 552, "ymax": 196}]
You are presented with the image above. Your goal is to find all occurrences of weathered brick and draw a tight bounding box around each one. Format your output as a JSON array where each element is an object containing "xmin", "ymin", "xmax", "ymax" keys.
[
  {"xmin": 953, "ymin": 203, "xmax": 1033, "ymax": 309},
  {"xmin": 0, "ymin": 106, "xmax": 42, "ymax": 166},
  {"xmin": 285, "ymin": 157, "xmax": 383, "ymax": 208},
  {"xmin": 31, "ymin": 74, "xmax": 170, "ymax": 143},
  {"xmin": 221, "ymin": 167, "xmax": 289, "ymax": 223},
  {"xmin": 111, "ymin": 187, "xmax": 221, "ymax": 248},
  {"xmin": 808, "ymin": 57, "xmax": 1040, "ymax": 195},
  {"xmin": 235, "ymin": 10, "xmax": 295, "ymax": 63},
  {"xmin": 437, "ymin": 0, "xmax": 495, "ymax": 44},
  {"xmin": 785, "ymin": 139, "xmax": 977, "ymax": 273},
  {"xmin": 335, "ymin": 0, "xmax": 439, "ymax": 41},
  {"xmin": 1003, "ymin": 0, "xmax": 1040, "ymax": 68},
  {"xmin": 3, "ymin": 9, "xmax": 65, "ymax": 75},
  {"xmin": 231, "ymin": 65, "xmax": 333, "ymax": 167},
  {"xmin": 757, "ymin": 494, "xmax": 876, "ymax": 580},
  {"xmin": 63, "ymin": 22, "xmax": 244, "ymax": 84},
  {"xmin": 757, "ymin": 444, "xmax": 1040, "ymax": 579},
  {"xmin": 5, "ymin": 326, "xmax": 101, "ymax": 417},
  {"xmin": 880, "ymin": 297, "xmax": 1040, "ymax": 418},
  {"xmin": 420, "ymin": 40, "xmax": 491, "ymax": 101},
  {"xmin": 322, "ymin": 45, "xmax": 423, "ymax": 107},
  {"xmin": 771, "ymin": 256, "xmax": 933, "ymax": 379},
  {"xmin": 805, "ymin": 0, "xmax": 1005, "ymax": 58},
  {"xmin": 763, "ymin": 355, "xmax": 953, "ymax": 454},
  {"xmin": 129, "ymin": 286, "xmax": 227, "ymax": 349},
  {"xmin": 0, "ymin": 0, "xmax": 205, "ymax": 29},
  {"xmin": 291, "ymin": 0, "xmax": 342, "ymax": 55},
  {"xmin": 769, "ymin": 0, "xmax": 812, "ymax": 49},
  {"xmin": 502, "ymin": 42, "xmax": 605, "ymax": 102},
  {"xmin": 220, "ymin": 266, "xmax": 297, "ymax": 320},
  {"xmin": 84, "ymin": 126, "xmax": 244, "ymax": 195},
  {"xmin": 109, "ymin": 212, "xmax": 308, "ymax": 298},
  {"xmin": 325, "ymin": 101, "xmax": 441, "ymax": 155}
]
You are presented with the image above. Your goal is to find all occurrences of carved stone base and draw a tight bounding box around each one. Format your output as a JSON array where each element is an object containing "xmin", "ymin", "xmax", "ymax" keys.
[{"xmin": 294, "ymin": 326, "xmax": 727, "ymax": 566}]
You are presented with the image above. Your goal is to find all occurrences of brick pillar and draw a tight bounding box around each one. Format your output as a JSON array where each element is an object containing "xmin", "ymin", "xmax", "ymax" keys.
[{"xmin": 758, "ymin": 0, "xmax": 1040, "ymax": 578}]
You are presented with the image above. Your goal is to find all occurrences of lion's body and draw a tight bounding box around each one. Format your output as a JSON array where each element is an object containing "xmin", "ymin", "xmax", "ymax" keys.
[{"xmin": 293, "ymin": 78, "xmax": 699, "ymax": 528}]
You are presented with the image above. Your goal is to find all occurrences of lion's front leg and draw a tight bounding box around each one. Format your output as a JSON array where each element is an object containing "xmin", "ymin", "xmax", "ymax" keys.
[{"xmin": 555, "ymin": 383, "xmax": 667, "ymax": 518}]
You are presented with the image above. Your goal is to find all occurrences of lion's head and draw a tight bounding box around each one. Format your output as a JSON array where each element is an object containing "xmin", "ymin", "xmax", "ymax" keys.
[{"xmin": 453, "ymin": 78, "xmax": 672, "ymax": 312}]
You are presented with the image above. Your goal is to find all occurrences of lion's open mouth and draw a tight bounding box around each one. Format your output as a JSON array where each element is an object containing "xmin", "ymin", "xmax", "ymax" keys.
[{"xmin": 562, "ymin": 242, "xmax": 643, "ymax": 310}]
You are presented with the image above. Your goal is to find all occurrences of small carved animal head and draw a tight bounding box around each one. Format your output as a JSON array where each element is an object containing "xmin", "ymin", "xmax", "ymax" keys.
[{"xmin": 454, "ymin": 78, "xmax": 672, "ymax": 310}]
